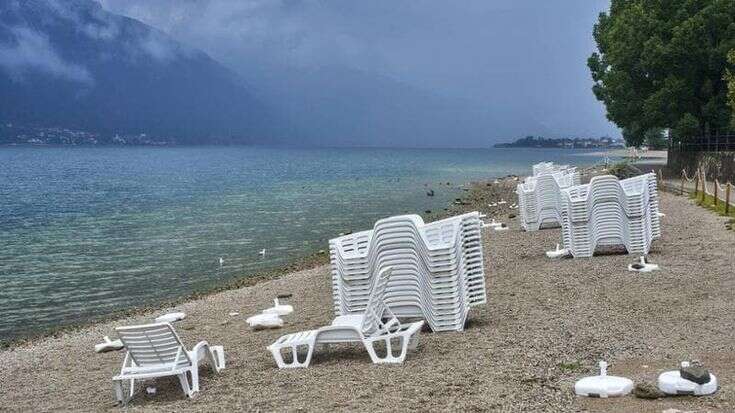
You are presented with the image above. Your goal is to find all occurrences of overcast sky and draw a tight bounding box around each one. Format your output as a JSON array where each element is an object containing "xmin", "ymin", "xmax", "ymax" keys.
[{"xmin": 98, "ymin": 0, "xmax": 619, "ymax": 141}]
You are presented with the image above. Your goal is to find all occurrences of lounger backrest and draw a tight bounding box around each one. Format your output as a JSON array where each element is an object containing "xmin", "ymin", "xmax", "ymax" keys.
[
  {"xmin": 360, "ymin": 266, "xmax": 393, "ymax": 336},
  {"xmin": 116, "ymin": 322, "xmax": 192, "ymax": 369}
]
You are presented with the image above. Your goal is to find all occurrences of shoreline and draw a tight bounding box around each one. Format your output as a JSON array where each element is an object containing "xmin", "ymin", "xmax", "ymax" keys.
[
  {"xmin": 0, "ymin": 248, "xmax": 331, "ymax": 349},
  {"xmin": 0, "ymin": 169, "xmax": 531, "ymax": 349}
]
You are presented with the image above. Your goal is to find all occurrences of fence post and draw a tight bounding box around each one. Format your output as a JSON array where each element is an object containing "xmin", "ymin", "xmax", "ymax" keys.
[
  {"xmin": 694, "ymin": 170, "xmax": 699, "ymax": 198},
  {"xmin": 701, "ymin": 169, "xmax": 706, "ymax": 204},
  {"xmin": 714, "ymin": 180, "xmax": 718, "ymax": 207},
  {"xmin": 726, "ymin": 183, "xmax": 731, "ymax": 215},
  {"xmin": 680, "ymin": 171, "xmax": 685, "ymax": 195}
]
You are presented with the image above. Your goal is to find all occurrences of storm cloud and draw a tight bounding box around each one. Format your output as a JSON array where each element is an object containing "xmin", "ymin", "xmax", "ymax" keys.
[{"xmin": 96, "ymin": 0, "xmax": 618, "ymax": 142}]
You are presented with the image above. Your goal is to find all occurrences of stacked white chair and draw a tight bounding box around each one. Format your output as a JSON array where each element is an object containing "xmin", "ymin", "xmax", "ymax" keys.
[
  {"xmin": 559, "ymin": 173, "xmax": 661, "ymax": 258},
  {"xmin": 329, "ymin": 211, "xmax": 486, "ymax": 332},
  {"xmin": 517, "ymin": 163, "xmax": 581, "ymax": 231}
]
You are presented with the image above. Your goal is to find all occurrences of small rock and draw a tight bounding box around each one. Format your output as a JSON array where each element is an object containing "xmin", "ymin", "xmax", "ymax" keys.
[
  {"xmin": 633, "ymin": 382, "xmax": 664, "ymax": 399},
  {"xmin": 508, "ymin": 214, "xmax": 516, "ymax": 219},
  {"xmin": 680, "ymin": 365, "xmax": 711, "ymax": 385}
]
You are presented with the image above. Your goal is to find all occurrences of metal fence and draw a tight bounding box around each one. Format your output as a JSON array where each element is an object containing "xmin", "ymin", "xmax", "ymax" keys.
[{"xmin": 671, "ymin": 134, "xmax": 735, "ymax": 152}]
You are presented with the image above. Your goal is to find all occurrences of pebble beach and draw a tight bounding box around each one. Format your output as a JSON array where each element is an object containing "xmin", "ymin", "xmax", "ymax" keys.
[{"xmin": 1, "ymin": 171, "xmax": 734, "ymax": 412}]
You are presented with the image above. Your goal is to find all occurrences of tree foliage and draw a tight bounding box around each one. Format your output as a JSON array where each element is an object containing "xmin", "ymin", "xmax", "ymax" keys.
[
  {"xmin": 589, "ymin": 0, "xmax": 735, "ymax": 146},
  {"xmin": 728, "ymin": 50, "xmax": 735, "ymax": 127}
]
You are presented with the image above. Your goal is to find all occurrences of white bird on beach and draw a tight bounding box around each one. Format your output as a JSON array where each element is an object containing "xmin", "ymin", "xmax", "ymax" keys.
[
  {"xmin": 259, "ymin": 249, "xmax": 266, "ymax": 257},
  {"xmin": 218, "ymin": 257, "xmax": 224, "ymax": 266}
]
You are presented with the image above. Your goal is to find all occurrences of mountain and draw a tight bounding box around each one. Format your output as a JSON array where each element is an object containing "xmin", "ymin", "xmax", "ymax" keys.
[
  {"xmin": 0, "ymin": 0, "xmax": 547, "ymax": 147},
  {"xmin": 0, "ymin": 0, "xmax": 273, "ymax": 144}
]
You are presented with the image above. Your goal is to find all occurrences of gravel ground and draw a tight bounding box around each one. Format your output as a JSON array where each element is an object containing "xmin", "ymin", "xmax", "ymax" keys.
[{"xmin": 1, "ymin": 178, "xmax": 734, "ymax": 412}]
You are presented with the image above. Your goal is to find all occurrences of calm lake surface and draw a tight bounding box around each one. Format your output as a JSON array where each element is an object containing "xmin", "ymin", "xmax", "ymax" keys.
[{"xmin": 0, "ymin": 146, "xmax": 609, "ymax": 341}]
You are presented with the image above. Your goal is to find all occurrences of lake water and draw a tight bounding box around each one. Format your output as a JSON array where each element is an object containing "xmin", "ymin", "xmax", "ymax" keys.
[{"xmin": 0, "ymin": 146, "xmax": 609, "ymax": 341}]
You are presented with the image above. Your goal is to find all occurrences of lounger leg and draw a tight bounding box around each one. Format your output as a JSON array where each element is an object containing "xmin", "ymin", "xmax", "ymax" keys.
[
  {"xmin": 129, "ymin": 378, "xmax": 135, "ymax": 400},
  {"xmin": 201, "ymin": 346, "xmax": 221, "ymax": 372},
  {"xmin": 408, "ymin": 334, "xmax": 419, "ymax": 350},
  {"xmin": 190, "ymin": 367, "xmax": 200, "ymax": 394},
  {"xmin": 269, "ymin": 346, "xmax": 288, "ymax": 368},
  {"xmin": 292, "ymin": 343, "xmax": 316, "ymax": 368},
  {"xmin": 303, "ymin": 343, "xmax": 316, "ymax": 367},
  {"xmin": 191, "ymin": 342, "xmax": 225, "ymax": 372},
  {"xmin": 268, "ymin": 341, "xmax": 315, "ymax": 368},
  {"xmin": 114, "ymin": 380, "xmax": 124, "ymax": 405},
  {"xmin": 210, "ymin": 345, "xmax": 225, "ymax": 370},
  {"xmin": 178, "ymin": 373, "xmax": 194, "ymax": 398},
  {"xmin": 364, "ymin": 338, "xmax": 387, "ymax": 364},
  {"xmin": 364, "ymin": 332, "xmax": 414, "ymax": 364}
]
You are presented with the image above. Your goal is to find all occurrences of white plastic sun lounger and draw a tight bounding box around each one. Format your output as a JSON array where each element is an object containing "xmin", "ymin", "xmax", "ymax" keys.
[
  {"xmin": 268, "ymin": 267, "xmax": 424, "ymax": 368},
  {"xmin": 113, "ymin": 322, "xmax": 225, "ymax": 405}
]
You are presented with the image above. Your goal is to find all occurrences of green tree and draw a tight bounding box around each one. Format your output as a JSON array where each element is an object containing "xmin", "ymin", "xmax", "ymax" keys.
[
  {"xmin": 589, "ymin": 0, "xmax": 735, "ymax": 146},
  {"xmin": 643, "ymin": 128, "xmax": 667, "ymax": 149},
  {"xmin": 727, "ymin": 50, "xmax": 735, "ymax": 127}
]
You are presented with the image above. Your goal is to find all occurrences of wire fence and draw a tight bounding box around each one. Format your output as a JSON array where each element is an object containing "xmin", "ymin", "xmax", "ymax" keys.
[{"xmin": 670, "ymin": 134, "xmax": 735, "ymax": 152}]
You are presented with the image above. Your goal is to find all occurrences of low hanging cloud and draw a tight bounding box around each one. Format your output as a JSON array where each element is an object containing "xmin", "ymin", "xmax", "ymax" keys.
[
  {"xmin": 0, "ymin": 26, "xmax": 93, "ymax": 84},
  {"xmin": 98, "ymin": 0, "xmax": 620, "ymax": 140}
]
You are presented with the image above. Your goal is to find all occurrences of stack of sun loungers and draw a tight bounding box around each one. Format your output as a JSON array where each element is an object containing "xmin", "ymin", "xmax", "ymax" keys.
[
  {"xmin": 517, "ymin": 163, "xmax": 581, "ymax": 231},
  {"xmin": 329, "ymin": 211, "xmax": 486, "ymax": 332},
  {"xmin": 559, "ymin": 172, "xmax": 661, "ymax": 258}
]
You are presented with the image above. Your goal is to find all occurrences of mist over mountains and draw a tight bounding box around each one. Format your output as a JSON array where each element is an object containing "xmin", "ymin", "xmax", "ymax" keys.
[
  {"xmin": 0, "ymin": 0, "xmax": 617, "ymax": 147},
  {"xmin": 0, "ymin": 0, "xmax": 272, "ymax": 144}
]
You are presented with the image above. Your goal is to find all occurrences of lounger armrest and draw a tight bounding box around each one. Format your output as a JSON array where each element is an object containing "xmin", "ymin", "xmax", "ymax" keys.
[
  {"xmin": 381, "ymin": 320, "xmax": 424, "ymax": 338},
  {"xmin": 316, "ymin": 325, "xmax": 361, "ymax": 334},
  {"xmin": 190, "ymin": 341, "xmax": 210, "ymax": 355},
  {"xmin": 189, "ymin": 340, "xmax": 225, "ymax": 372},
  {"xmin": 401, "ymin": 320, "xmax": 424, "ymax": 336}
]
